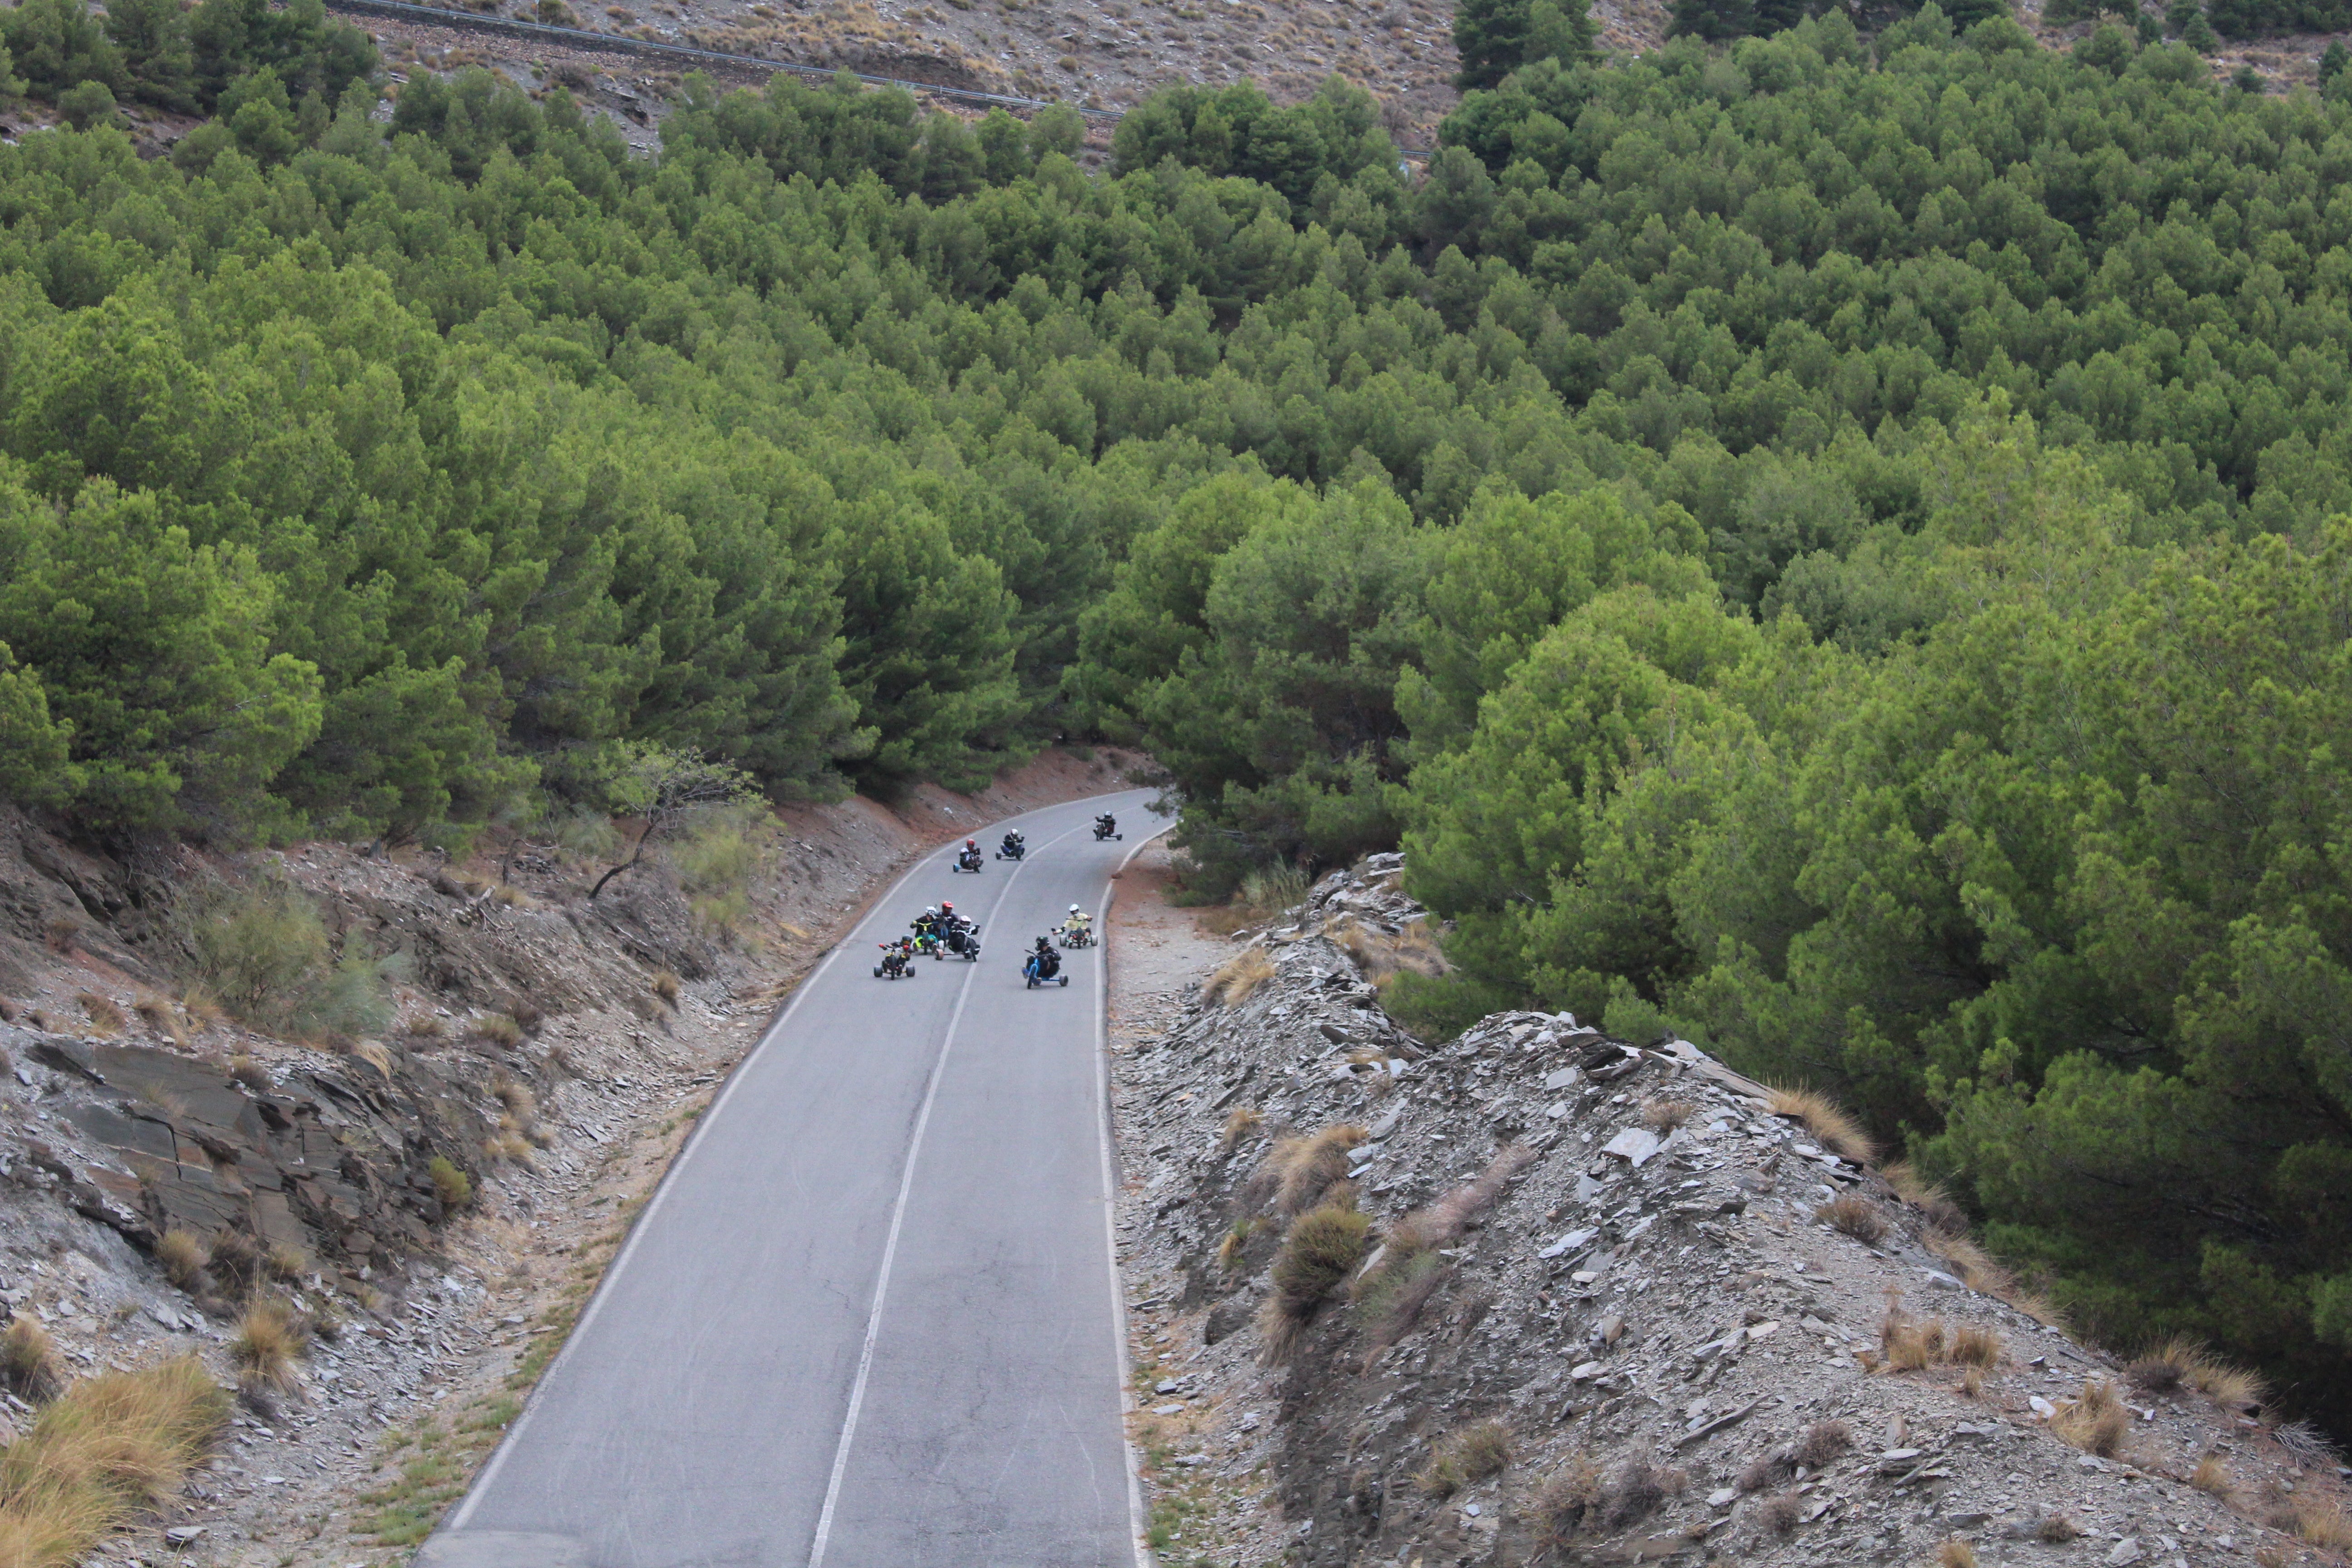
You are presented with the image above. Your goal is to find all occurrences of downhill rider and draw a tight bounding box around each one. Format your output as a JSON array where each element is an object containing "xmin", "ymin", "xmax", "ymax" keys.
[{"xmin": 1058, "ymin": 904, "xmax": 1093, "ymax": 946}]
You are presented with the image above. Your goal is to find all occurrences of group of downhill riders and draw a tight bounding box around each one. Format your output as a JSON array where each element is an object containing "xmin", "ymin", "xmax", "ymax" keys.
[{"xmin": 872, "ymin": 812, "xmax": 1117, "ymax": 986}]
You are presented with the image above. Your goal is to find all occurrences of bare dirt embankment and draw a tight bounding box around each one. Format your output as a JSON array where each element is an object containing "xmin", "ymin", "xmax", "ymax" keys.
[
  {"xmin": 0, "ymin": 746, "xmax": 1146, "ymax": 1567},
  {"xmin": 1106, "ymin": 859, "xmax": 2352, "ymax": 1568}
]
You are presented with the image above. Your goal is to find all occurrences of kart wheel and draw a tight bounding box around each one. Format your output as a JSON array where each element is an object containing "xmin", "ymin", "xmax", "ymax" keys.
[
  {"xmin": 1059, "ymin": 975, "xmax": 1070, "ymax": 986},
  {"xmin": 872, "ymin": 967, "xmax": 882, "ymax": 977}
]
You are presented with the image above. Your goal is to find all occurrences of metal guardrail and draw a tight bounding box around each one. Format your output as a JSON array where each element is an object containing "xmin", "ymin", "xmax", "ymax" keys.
[{"xmin": 328, "ymin": 0, "xmax": 1127, "ymax": 118}]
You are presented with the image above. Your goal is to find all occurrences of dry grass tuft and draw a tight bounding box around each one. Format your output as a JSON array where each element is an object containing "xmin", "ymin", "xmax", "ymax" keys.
[
  {"xmin": 74, "ymin": 993, "xmax": 123, "ymax": 1035},
  {"xmin": 2051, "ymin": 1377, "xmax": 2129, "ymax": 1458},
  {"xmin": 1937, "ymin": 1540, "xmax": 1978, "ymax": 1568},
  {"xmin": 2035, "ymin": 1512, "xmax": 2082, "ymax": 1544},
  {"xmin": 205, "ymin": 1229, "xmax": 258, "ymax": 1287},
  {"xmin": 230, "ymin": 1299, "xmax": 306, "ymax": 1392},
  {"xmin": 651, "ymin": 969, "xmax": 681, "ymax": 1005},
  {"xmin": 2128, "ymin": 1334, "xmax": 2265, "ymax": 1411},
  {"xmin": 1207, "ymin": 946, "xmax": 1276, "ymax": 1007},
  {"xmin": 1214, "ymin": 1217, "xmax": 1263, "ymax": 1273},
  {"xmin": 2298, "ymin": 1501, "xmax": 2352, "ymax": 1550},
  {"xmin": 1880, "ymin": 1159, "xmax": 1968, "ymax": 1230},
  {"xmin": 2, "ymin": 1316, "xmax": 62, "ymax": 1401},
  {"xmin": 1220, "ymin": 1105, "xmax": 1262, "ymax": 1151},
  {"xmin": 1641, "ymin": 1098, "xmax": 1695, "ymax": 1132},
  {"xmin": 473, "ymin": 1014, "xmax": 524, "ymax": 1049},
  {"xmin": 484, "ymin": 1132, "xmax": 534, "ymax": 1163},
  {"xmin": 1815, "ymin": 1192, "xmax": 1888, "ymax": 1245},
  {"xmin": 1258, "ymin": 1203, "xmax": 1371, "ymax": 1360},
  {"xmin": 1416, "ymin": 1419, "xmax": 1513, "ymax": 1496},
  {"xmin": 1526, "ymin": 1454, "xmax": 1602, "ymax": 1546},
  {"xmin": 131, "ymin": 995, "xmax": 185, "ymax": 1045},
  {"xmin": 1793, "ymin": 1420, "xmax": 1851, "ymax": 1469},
  {"xmin": 1600, "ymin": 1454, "xmax": 1681, "ymax": 1529},
  {"xmin": 1338, "ymin": 916, "xmax": 1448, "ymax": 986},
  {"xmin": 2191, "ymin": 1454, "xmax": 2233, "ymax": 1497},
  {"xmin": 1759, "ymin": 1489, "xmax": 1803, "ymax": 1537},
  {"xmin": 1879, "ymin": 1309, "xmax": 1947, "ymax": 1372},
  {"xmin": 405, "ymin": 1013, "xmax": 446, "ymax": 1039},
  {"xmin": 155, "ymin": 1230, "xmax": 208, "ymax": 1294},
  {"xmin": 225, "ymin": 1054, "xmax": 270, "ymax": 1093},
  {"xmin": 1265, "ymin": 1124, "xmax": 1367, "ymax": 1217},
  {"xmin": 1949, "ymin": 1323, "xmax": 2003, "ymax": 1368},
  {"xmin": 1764, "ymin": 1084, "xmax": 1876, "ymax": 1163},
  {"xmin": 0, "ymin": 1356, "xmax": 227, "ymax": 1568},
  {"xmin": 264, "ymin": 1244, "xmax": 308, "ymax": 1282},
  {"xmin": 1735, "ymin": 1448, "xmax": 1787, "ymax": 1494}
]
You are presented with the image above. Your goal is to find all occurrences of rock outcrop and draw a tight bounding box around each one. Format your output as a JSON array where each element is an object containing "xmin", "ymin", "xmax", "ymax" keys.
[{"xmin": 1113, "ymin": 860, "xmax": 2350, "ymax": 1568}]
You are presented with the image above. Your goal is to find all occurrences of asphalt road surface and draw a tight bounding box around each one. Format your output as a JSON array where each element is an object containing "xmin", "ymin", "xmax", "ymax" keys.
[{"xmin": 424, "ymin": 789, "xmax": 1166, "ymax": 1568}]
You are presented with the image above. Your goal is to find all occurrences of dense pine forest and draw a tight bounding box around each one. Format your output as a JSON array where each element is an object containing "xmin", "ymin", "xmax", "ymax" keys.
[{"xmin": 0, "ymin": 0, "xmax": 2347, "ymax": 1430}]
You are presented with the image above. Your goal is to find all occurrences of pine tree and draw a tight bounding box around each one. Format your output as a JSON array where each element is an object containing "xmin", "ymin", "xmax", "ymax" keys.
[{"xmin": 1453, "ymin": 0, "xmax": 1534, "ymax": 90}]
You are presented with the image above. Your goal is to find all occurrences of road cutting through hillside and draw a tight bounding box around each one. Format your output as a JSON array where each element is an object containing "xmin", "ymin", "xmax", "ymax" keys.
[{"xmin": 422, "ymin": 789, "xmax": 1167, "ymax": 1568}]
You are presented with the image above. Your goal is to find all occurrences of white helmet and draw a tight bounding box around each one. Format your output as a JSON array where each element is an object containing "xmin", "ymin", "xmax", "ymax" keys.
[
  {"xmin": 1069, "ymin": 904, "xmax": 1081, "ymax": 914},
  {"xmin": 924, "ymin": 906, "xmax": 938, "ymax": 916}
]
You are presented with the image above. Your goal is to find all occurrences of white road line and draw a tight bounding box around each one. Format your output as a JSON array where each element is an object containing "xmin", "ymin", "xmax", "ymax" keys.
[
  {"xmin": 445, "ymin": 796, "xmax": 1128, "ymax": 1538},
  {"xmin": 1099, "ymin": 816, "xmax": 1176, "ymax": 1568},
  {"xmin": 803, "ymin": 817, "xmax": 1092, "ymax": 1568}
]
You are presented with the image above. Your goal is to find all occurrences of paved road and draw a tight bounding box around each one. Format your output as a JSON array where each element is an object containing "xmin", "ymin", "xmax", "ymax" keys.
[{"xmin": 424, "ymin": 789, "xmax": 1166, "ymax": 1568}]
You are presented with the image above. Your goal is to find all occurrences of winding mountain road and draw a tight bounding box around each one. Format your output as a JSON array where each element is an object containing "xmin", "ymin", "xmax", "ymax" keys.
[{"xmin": 422, "ymin": 789, "xmax": 1167, "ymax": 1568}]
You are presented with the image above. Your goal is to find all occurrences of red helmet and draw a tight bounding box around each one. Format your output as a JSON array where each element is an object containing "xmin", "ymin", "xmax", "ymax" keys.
[
  {"xmin": 966, "ymin": 838, "xmax": 977, "ymax": 847},
  {"xmin": 941, "ymin": 901, "xmax": 954, "ymax": 913}
]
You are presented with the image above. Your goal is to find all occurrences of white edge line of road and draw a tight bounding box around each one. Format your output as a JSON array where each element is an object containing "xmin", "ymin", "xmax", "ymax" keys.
[
  {"xmin": 803, "ymin": 815, "xmax": 1090, "ymax": 1568},
  {"xmin": 443, "ymin": 791, "xmax": 1142, "ymax": 1539},
  {"xmin": 1100, "ymin": 813, "xmax": 1176, "ymax": 1568}
]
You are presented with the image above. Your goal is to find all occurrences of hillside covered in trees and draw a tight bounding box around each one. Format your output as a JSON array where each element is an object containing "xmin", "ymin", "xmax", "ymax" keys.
[{"xmin": 0, "ymin": 0, "xmax": 2347, "ymax": 1433}]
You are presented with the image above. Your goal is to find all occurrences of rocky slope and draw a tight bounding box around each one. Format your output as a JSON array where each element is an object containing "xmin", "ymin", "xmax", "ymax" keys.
[
  {"xmin": 0, "ymin": 746, "xmax": 1144, "ymax": 1566},
  {"xmin": 1111, "ymin": 860, "xmax": 2352, "ymax": 1568}
]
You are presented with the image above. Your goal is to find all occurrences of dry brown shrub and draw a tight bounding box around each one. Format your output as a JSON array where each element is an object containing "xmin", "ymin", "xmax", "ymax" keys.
[
  {"xmin": 225, "ymin": 1054, "xmax": 271, "ymax": 1093},
  {"xmin": 406, "ymin": 1013, "xmax": 446, "ymax": 1039},
  {"xmin": 651, "ymin": 970, "xmax": 681, "ymax": 1004},
  {"xmin": 1220, "ymin": 1105, "xmax": 1262, "ymax": 1151},
  {"xmin": 1937, "ymin": 1540, "xmax": 1978, "ymax": 1568},
  {"xmin": 2035, "ymin": 1512, "xmax": 2082, "ymax": 1544},
  {"xmin": 2, "ymin": 1316, "xmax": 62, "ymax": 1400},
  {"xmin": 1764, "ymin": 1084, "xmax": 1876, "ymax": 1163},
  {"xmin": 1214, "ymin": 1218, "xmax": 1263, "ymax": 1273},
  {"xmin": 1735, "ymin": 1448, "xmax": 1788, "ymax": 1494},
  {"xmin": 155, "ymin": 1230, "xmax": 207, "ymax": 1293},
  {"xmin": 265, "ymin": 1244, "xmax": 308, "ymax": 1281},
  {"xmin": 2051, "ymin": 1378, "xmax": 2129, "ymax": 1457},
  {"xmin": 230, "ymin": 1299, "xmax": 306, "ymax": 1392},
  {"xmin": 1600, "ymin": 1454, "xmax": 1681, "ymax": 1529},
  {"xmin": 0, "ymin": 1356, "xmax": 227, "ymax": 1567},
  {"xmin": 1206, "ymin": 946, "xmax": 1275, "ymax": 1006},
  {"xmin": 2191, "ymin": 1454, "xmax": 2232, "ymax": 1497},
  {"xmin": 1758, "ymin": 1490, "xmax": 1803, "ymax": 1538},
  {"xmin": 1526, "ymin": 1454, "xmax": 1602, "ymax": 1545},
  {"xmin": 1815, "ymin": 1192, "xmax": 1887, "ymax": 1244},
  {"xmin": 1641, "ymin": 1098, "xmax": 1695, "ymax": 1132},
  {"xmin": 1793, "ymin": 1420, "xmax": 1851, "ymax": 1469}
]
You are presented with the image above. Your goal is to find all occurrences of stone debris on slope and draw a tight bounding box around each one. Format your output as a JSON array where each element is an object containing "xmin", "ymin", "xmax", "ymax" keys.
[{"xmin": 1113, "ymin": 858, "xmax": 2352, "ymax": 1568}]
